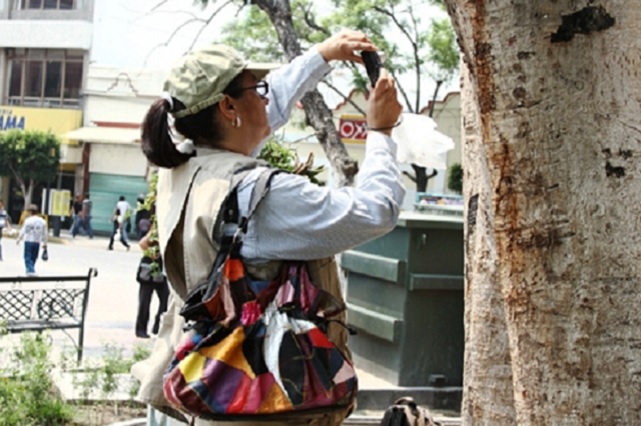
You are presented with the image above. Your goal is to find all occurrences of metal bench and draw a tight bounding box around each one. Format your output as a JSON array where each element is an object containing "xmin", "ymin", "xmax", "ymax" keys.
[{"xmin": 0, "ymin": 268, "xmax": 97, "ymax": 364}]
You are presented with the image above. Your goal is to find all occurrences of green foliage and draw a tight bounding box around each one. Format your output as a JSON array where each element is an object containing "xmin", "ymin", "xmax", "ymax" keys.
[
  {"xmin": 74, "ymin": 342, "xmax": 152, "ymax": 404},
  {"xmin": 99, "ymin": 344, "xmax": 132, "ymax": 397},
  {"xmin": 0, "ymin": 333, "xmax": 75, "ymax": 425},
  {"xmin": 218, "ymin": 0, "xmax": 325, "ymax": 62},
  {"xmin": 428, "ymin": 0, "xmax": 446, "ymax": 10},
  {"xmin": 448, "ymin": 162, "xmax": 462, "ymax": 194},
  {"xmin": 426, "ymin": 17, "xmax": 459, "ymax": 82},
  {"xmin": 258, "ymin": 138, "xmax": 325, "ymax": 185},
  {"xmin": 0, "ymin": 129, "xmax": 61, "ymax": 183},
  {"xmin": 214, "ymin": 0, "xmax": 459, "ymax": 113},
  {"xmin": 142, "ymin": 172, "xmax": 161, "ymax": 261},
  {"xmin": 219, "ymin": 6, "xmax": 285, "ymax": 62}
]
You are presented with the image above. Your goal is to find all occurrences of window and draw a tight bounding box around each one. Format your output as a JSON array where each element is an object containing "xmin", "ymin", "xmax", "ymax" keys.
[
  {"xmin": 20, "ymin": 0, "xmax": 75, "ymax": 9},
  {"xmin": 5, "ymin": 49, "xmax": 84, "ymax": 108}
]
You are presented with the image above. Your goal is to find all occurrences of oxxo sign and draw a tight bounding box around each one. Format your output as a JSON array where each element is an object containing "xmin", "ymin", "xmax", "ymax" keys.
[{"xmin": 339, "ymin": 114, "xmax": 367, "ymax": 144}]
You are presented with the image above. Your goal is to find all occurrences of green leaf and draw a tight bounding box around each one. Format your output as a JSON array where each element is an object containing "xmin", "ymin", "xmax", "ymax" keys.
[{"xmin": 0, "ymin": 130, "xmax": 61, "ymax": 206}]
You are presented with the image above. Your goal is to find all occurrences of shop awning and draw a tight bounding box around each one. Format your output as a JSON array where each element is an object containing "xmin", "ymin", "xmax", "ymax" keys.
[{"xmin": 64, "ymin": 127, "xmax": 140, "ymax": 144}]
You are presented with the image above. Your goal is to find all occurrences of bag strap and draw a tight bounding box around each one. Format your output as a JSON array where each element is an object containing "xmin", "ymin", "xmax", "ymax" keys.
[
  {"xmin": 239, "ymin": 168, "xmax": 282, "ymax": 233},
  {"xmin": 214, "ymin": 167, "xmax": 283, "ymax": 259}
]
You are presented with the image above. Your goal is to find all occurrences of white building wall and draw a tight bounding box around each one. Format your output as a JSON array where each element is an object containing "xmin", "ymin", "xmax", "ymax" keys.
[
  {"xmin": 83, "ymin": 66, "xmax": 167, "ymax": 125},
  {"xmin": 89, "ymin": 143, "xmax": 148, "ymax": 177},
  {"xmin": 427, "ymin": 92, "xmax": 462, "ymax": 195},
  {"xmin": 80, "ymin": 65, "xmax": 168, "ymax": 178},
  {"xmin": 0, "ymin": 21, "xmax": 92, "ymax": 49}
]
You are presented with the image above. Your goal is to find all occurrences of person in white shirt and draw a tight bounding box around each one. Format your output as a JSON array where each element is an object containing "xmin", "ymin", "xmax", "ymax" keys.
[
  {"xmin": 115, "ymin": 195, "xmax": 132, "ymax": 243},
  {"xmin": 16, "ymin": 204, "xmax": 48, "ymax": 276},
  {"xmin": 108, "ymin": 206, "xmax": 131, "ymax": 251}
]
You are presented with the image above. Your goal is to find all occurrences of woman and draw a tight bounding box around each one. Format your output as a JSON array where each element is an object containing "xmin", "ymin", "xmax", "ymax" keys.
[
  {"xmin": 135, "ymin": 231, "xmax": 169, "ymax": 339},
  {"xmin": 107, "ymin": 206, "xmax": 130, "ymax": 251},
  {"xmin": 136, "ymin": 30, "xmax": 404, "ymax": 426}
]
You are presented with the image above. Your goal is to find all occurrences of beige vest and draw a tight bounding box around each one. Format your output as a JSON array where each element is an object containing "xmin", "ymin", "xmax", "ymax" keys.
[{"xmin": 133, "ymin": 150, "xmax": 353, "ymax": 426}]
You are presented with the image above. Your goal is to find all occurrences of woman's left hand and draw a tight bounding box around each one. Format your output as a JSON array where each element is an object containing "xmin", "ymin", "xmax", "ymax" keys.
[{"xmin": 316, "ymin": 29, "xmax": 377, "ymax": 63}]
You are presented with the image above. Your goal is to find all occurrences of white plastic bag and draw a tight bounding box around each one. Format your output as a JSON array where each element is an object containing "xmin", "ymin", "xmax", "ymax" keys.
[{"xmin": 392, "ymin": 113, "xmax": 454, "ymax": 169}]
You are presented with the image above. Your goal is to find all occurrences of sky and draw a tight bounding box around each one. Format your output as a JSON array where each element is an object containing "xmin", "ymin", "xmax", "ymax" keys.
[
  {"xmin": 91, "ymin": 0, "xmax": 227, "ymax": 69},
  {"xmin": 90, "ymin": 0, "xmax": 459, "ymax": 106}
]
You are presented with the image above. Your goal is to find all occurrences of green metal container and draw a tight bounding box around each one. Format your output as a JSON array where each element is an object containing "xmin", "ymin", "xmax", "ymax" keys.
[{"xmin": 343, "ymin": 210, "xmax": 464, "ymax": 387}]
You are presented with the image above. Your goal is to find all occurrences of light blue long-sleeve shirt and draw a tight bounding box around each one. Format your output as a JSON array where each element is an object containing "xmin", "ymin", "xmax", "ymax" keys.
[{"xmin": 237, "ymin": 47, "xmax": 406, "ymax": 261}]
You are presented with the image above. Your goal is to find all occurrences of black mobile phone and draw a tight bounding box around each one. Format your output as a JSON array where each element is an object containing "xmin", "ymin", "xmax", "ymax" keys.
[{"xmin": 361, "ymin": 51, "xmax": 382, "ymax": 87}]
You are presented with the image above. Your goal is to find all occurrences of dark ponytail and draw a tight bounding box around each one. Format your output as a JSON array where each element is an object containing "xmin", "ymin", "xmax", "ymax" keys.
[
  {"xmin": 141, "ymin": 72, "xmax": 247, "ymax": 168},
  {"xmin": 141, "ymin": 99, "xmax": 194, "ymax": 168}
]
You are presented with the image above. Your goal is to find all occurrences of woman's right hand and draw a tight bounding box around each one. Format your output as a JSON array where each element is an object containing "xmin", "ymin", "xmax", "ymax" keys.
[{"xmin": 366, "ymin": 69, "xmax": 402, "ymax": 136}]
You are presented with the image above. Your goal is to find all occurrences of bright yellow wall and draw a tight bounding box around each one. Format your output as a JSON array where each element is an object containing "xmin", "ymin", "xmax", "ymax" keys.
[{"xmin": 0, "ymin": 105, "xmax": 82, "ymax": 144}]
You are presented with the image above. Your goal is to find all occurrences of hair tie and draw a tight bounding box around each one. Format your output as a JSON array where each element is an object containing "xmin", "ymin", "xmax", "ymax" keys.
[
  {"xmin": 176, "ymin": 140, "xmax": 195, "ymax": 154},
  {"xmin": 166, "ymin": 110, "xmax": 196, "ymax": 155},
  {"xmin": 161, "ymin": 91, "xmax": 174, "ymax": 111}
]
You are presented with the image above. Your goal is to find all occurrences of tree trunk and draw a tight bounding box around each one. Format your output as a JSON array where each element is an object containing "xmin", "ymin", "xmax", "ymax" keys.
[
  {"xmin": 256, "ymin": 0, "xmax": 358, "ymax": 186},
  {"xmin": 20, "ymin": 181, "xmax": 32, "ymax": 210},
  {"xmin": 446, "ymin": 1, "xmax": 641, "ymax": 424}
]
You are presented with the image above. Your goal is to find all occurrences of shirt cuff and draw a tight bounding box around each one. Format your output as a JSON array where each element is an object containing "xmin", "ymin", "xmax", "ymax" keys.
[
  {"xmin": 365, "ymin": 131, "xmax": 399, "ymax": 158},
  {"xmin": 308, "ymin": 46, "xmax": 332, "ymax": 80}
]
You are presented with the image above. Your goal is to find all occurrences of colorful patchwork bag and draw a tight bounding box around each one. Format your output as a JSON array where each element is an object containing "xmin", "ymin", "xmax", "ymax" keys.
[{"xmin": 162, "ymin": 169, "xmax": 358, "ymax": 421}]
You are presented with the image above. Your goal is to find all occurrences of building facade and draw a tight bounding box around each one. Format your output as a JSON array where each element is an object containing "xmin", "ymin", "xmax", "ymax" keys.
[
  {"xmin": 0, "ymin": 0, "xmax": 94, "ymax": 224},
  {"xmin": 64, "ymin": 66, "xmax": 165, "ymax": 233}
]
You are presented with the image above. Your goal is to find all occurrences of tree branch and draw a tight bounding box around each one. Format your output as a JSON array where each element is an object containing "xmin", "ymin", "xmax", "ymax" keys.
[
  {"xmin": 389, "ymin": 69, "xmax": 413, "ymax": 112},
  {"xmin": 402, "ymin": 170, "xmax": 417, "ymax": 183},
  {"xmin": 150, "ymin": 0, "xmax": 171, "ymax": 12},
  {"xmin": 374, "ymin": 4, "xmax": 421, "ymax": 112},
  {"xmin": 428, "ymin": 80, "xmax": 444, "ymax": 117},
  {"xmin": 407, "ymin": 3, "xmax": 422, "ymax": 112},
  {"xmin": 320, "ymin": 80, "xmax": 366, "ymax": 116},
  {"xmin": 142, "ymin": 0, "xmax": 235, "ymax": 67},
  {"xmin": 301, "ymin": 3, "xmax": 330, "ymax": 36}
]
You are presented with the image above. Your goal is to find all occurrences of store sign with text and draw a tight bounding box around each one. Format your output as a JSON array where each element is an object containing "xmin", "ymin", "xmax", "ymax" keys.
[
  {"xmin": 0, "ymin": 105, "xmax": 81, "ymax": 137},
  {"xmin": 338, "ymin": 114, "xmax": 367, "ymax": 144},
  {"xmin": 0, "ymin": 107, "xmax": 26, "ymax": 130}
]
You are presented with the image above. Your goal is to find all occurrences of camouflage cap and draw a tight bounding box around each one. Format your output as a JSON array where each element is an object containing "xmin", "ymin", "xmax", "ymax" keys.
[{"xmin": 163, "ymin": 44, "xmax": 273, "ymax": 119}]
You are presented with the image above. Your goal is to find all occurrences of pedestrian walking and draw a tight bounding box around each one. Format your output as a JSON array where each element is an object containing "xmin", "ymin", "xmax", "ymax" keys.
[
  {"xmin": 116, "ymin": 195, "xmax": 132, "ymax": 241},
  {"xmin": 70, "ymin": 194, "xmax": 84, "ymax": 237},
  {"xmin": 134, "ymin": 232, "xmax": 169, "ymax": 338},
  {"xmin": 0, "ymin": 199, "xmax": 12, "ymax": 261},
  {"xmin": 108, "ymin": 207, "xmax": 130, "ymax": 251},
  {"xmin": 16, "ymin": 204, "xmax": 48, "ymax": 276},
  {"xmin": 81, "ymin": 193, "xmax": 94, "ymax": 238}
]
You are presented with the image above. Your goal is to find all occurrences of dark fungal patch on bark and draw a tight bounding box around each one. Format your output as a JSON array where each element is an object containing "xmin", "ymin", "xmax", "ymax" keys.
[
  {"xmin": 551, "ymin": 6, "xmax": 615, "ymax": 43},
  {"xmin": 605, "ymin": 161, "xmax": 625, "ymax": 178}
]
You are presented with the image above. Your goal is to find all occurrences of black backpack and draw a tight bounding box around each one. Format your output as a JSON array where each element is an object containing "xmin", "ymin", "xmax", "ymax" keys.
[{"xmin": 380, "ymin": 397, "xmax": 441, "ymax": 426}]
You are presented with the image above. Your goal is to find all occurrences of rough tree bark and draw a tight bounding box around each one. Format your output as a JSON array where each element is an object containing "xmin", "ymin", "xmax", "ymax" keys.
[
  {"xmin": 445, "ymin": 1, "xmax": 641, "ymax": 424},
  {"xmin": 256, "ymin": 0, "xmax": 358, "ymax": 187}
]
